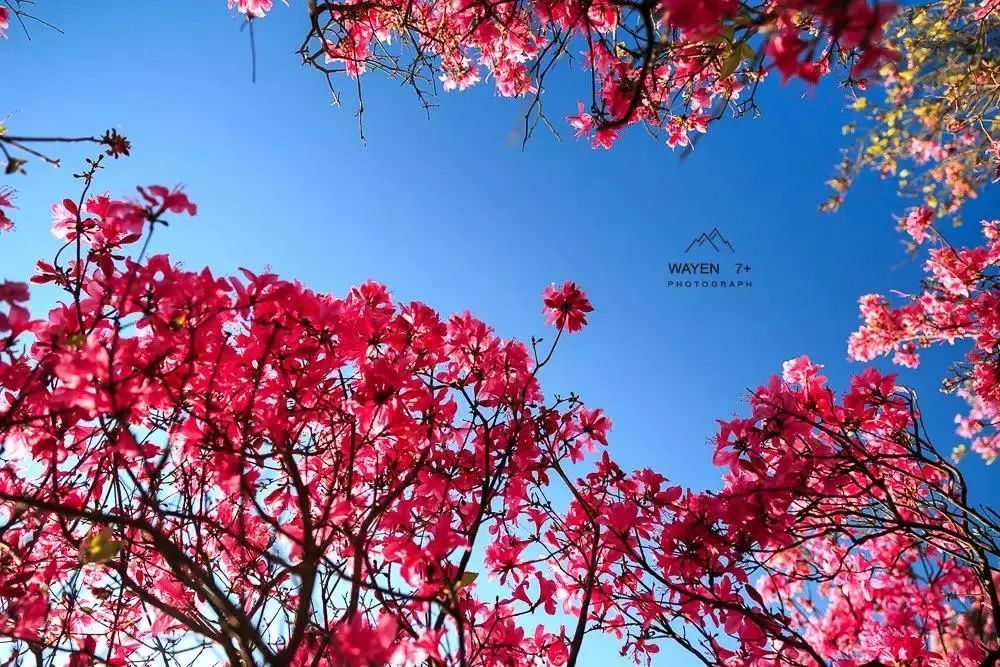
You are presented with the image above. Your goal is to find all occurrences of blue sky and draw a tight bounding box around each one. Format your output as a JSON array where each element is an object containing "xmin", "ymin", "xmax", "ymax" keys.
[{"xmin": 3, "ymin": 2, "xmax": 999, "ymax": 664}]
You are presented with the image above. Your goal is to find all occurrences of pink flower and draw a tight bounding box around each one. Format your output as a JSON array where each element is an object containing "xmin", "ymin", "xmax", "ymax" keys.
[
  {"xmin": 542, "ymin": 281, "xmax": 593, "ymax": 332},
  {"xmin": 910, "ymin": 137, "xmax": 945, "ymax": 164},
  {"xmin": 781, "ymin": 355, "xmax": 823, "ymax": 384},
  {"xmin": 660, "ymin": 0, "xmax": 738, "ymax": 39},
  {"xmin": 974, "ymin": 0, "xmax": 1000, "ymax": 19},
  {"xmin": 666, "ymin": 116, "xmax": 690, "ymax": 149},
  {"xmin": 138, "ymin": 185, "xmax": 197, "ymax": 216},
  {"xmin": 593, "ymin": 126, "xmax": 619, "ymax": 149},
  {"xmin": 50, "ymin": 198, "xmax": 81, "ymax": 240},
  {"xmin": 892, "ymin": 342, "xmax": 920, "ymax": 368},
  {"xmin": 899, "ymin": 206, "xmax": 934, "ymax": 244},
  {"xmin": 568, "ymin": 102, "xmax": 595, "ymax": 139},
  {"xmin": 0, "ymin": 281, "xmax": 30, "ymax": 336},
  {"xmin": 228, "ymin": 0, "xmax": 272, "ymax": 17},
  {"xmin": 766, "ymin": 17, "xmax": 808, "ymax": 82},
  {"xmin": 578, "ymin": 407, "xmax": 611, "ymax": 445},
  {"xmin": 0, "ymin": 187, "xmax": 16, "ymax": 232},
  {"xmin": 0, "ymin": 281, "xmax": 28, "ymax": 305}
]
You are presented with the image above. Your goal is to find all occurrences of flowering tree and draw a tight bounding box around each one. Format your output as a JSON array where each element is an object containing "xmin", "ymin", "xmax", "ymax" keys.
[
  {"xmin": 527, "ymin": 356, "xmax": 1000, "ymax": 666},
  {"xmin": 822, "ymin": 0, "xmax": 999, "ymax": 218},
  {"xmin": 700, "ymin": 358, "xmax": 1000, "ymax": 665},
  {"xmin": 808, "ymin": 0, "xmax": 1000, "ymax": 469},
  {"xmin": 232, "ymin": 0, "xmax": 898, "ymax": 150},
  {"xmin": 0, "ymin": 160, "xmax": 631, "ymax": 665},
  {"xmin": 2, "ymin": 0, "xmax": 992, "ymax": 177},
  {"xmin": 2, "ymin": 0, "xmax": 896, "ymax": 155},
  {"xmin": 2, "ymin": 4, "xmax": 1000, "ymax": 665},
  {"xmin": 3, "ymin": 0, "xmax": 898, "ymax": 227},
  {"xmin": 2, "ymin": 157, "xmax": 1000, "ymax": 665},
  {"xmin": 848, "ymin": 211, "xmax": 1000, "ymax": 465}
]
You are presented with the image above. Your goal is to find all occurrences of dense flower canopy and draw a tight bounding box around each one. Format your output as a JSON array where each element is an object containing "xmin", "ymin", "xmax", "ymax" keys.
[
  {"xmin": 849, "ymin": 213, "xmax": 1000, "ymax": 465},
  {"xmin": 706, "ymin": 358, "xmax": 1000, "ymax": 666},
  {"xmin": 224, "ymin": 0, "xmax": 900, "ymax": 150},
  {"xmin": 1, "ymin": 2, "xmax": 999, "ymax": 665},
  {"xmin": 0, "ymin": 172, "xmax": 627, "ymax": 665},
  {"xmin": 823, "ymin": 0, "xmax": 1000, "ymax": 218},
  {"xmin": 1, "ymin": 171, "xmax": 998, "ymax": 665}
]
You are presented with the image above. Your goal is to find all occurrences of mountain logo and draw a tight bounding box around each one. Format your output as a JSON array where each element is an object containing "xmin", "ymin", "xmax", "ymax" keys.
[
  {"xmin": 668, "ymin": 227, "xmax": 752, "ymax": 289},
  {"xmin": 685, "ymin": 228, "xmax": 735, "ymax": 253}
]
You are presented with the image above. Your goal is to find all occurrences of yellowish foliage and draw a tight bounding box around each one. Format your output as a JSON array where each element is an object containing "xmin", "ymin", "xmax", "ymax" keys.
[{"xmin": 80, "ymin": 528, "xmax": 123, "ymax": 565}]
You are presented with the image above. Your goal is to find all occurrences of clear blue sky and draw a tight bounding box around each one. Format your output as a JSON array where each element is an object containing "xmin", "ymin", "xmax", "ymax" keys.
[{"xmin": 3, "ymin": 2, "xmax": 999, "ymax": 664}]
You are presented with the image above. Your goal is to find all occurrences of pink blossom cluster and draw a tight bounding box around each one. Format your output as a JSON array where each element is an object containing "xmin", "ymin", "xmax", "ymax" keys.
[
  {"xmin": 0, "ymin": 183, "xmax": 619, "ymax": 665},
  {"xmin": 0, "ymin": 180, "xmax": 998, "ymax": 665},
  {"xmin": 0, "ymin": 187, "xmax": 15, "ymax": 232},
  {"xmin": 849, "ymin": 216, "xmax": 1000, "ymax": 463},
  {"xmin": 708, "ymin": 358, "xmax": 997, "ymax": 666},
  {"xmin": 226, "ymin": 0, "xmax": 898, "ymax": 150},
  {"xmin": 541, "ymin": 355, "xmax": 1000, "ymax": 665}
]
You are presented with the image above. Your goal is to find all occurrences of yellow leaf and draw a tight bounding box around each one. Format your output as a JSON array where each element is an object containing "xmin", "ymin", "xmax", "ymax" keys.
[
  {"xmin": 719, "ymin": 50, "xmax": 742, "ymax": 78},
  {"xmin": 850, "ymin": 97, "xmax": 868, "ymax": 111},
  {"xmin": 81, "ymin": 528, "xmax": 122, "ymax": 564},
  {"xmin": 827, "ymin": 178, "xmax": 848, "ymax": 192},
  {"xmin": 66, "ymin": 332, "xmax": 87, "ymax": 349},
  {"xmin": 455, "ymin": 571, "xmax": 479, "ymax": 589}
]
